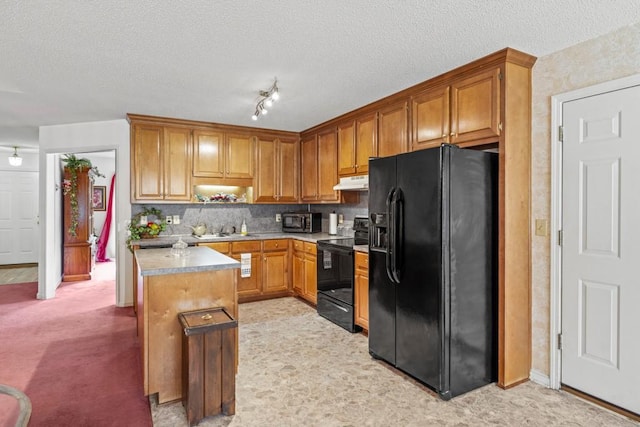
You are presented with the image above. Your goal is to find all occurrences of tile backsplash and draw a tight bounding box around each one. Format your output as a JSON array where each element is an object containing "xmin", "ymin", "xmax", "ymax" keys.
[{"xmin": 133, "ymin": 193, "xmax": 368, "ymax": 236}]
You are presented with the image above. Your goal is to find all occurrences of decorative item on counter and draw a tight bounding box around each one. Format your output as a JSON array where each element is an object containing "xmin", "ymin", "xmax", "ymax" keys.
[
  {"xmin": 170, "ymin": 237, "xmax": 189, "ymax": 258},
  {"xmin": 126, "ymin": 207, "xmax": 167, "ymax": 253},
  {"xmin": 190, "ymin": 223, "xmax": 207, "ymax": 237},
  {"xmin": 194, "ymin": 192, "xmax": 246, "ymax": 203},
  {"xmin": 61, "ymin": 153, "xmax": 104, "ymax": 237},
  {"xmin": 240, "ymin": 219, "xmax": 248, "ymax": 236}
]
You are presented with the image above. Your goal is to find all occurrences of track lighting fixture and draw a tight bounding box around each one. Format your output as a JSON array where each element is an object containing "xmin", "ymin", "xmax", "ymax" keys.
[
  {"xmin": 8, "ymin": 146, "xmax": 22, "ymax": 167},
  {"xmin": 251, "ymin": 79, "xmax": 279, "ymax": 121}
]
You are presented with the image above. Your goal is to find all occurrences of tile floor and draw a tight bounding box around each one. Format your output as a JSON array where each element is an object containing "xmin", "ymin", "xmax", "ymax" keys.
[{"xmin": 151, "ymin": 297, "xmax": 637, "ymax": 427}]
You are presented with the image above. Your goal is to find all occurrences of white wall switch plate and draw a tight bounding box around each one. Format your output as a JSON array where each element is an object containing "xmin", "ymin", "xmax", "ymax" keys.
[
  {"xmin": 140, "ymin": 215, "xmax": 147, "ymax": 225},
  {"xmin": 173, "ymin": 215, "xmax": 180, "ymax": 225}
]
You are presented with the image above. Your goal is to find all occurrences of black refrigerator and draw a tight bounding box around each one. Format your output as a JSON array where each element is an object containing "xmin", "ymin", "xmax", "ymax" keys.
[{"xmin": 368, "ymin": 144, "xmax": 497, "ymax": 400}]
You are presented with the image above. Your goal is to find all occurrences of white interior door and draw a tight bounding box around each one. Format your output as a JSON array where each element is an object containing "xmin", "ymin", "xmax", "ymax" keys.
[
  {"xmin": 561, "ymin": 85, "xmax": 640, "ymax": 414},
  {"xmin": 0, "ymin": 171, "xmax": 39, "ymax": 265}
]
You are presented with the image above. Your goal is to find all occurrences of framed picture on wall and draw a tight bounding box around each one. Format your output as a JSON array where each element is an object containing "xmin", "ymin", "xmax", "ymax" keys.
[{"xmin": 92, "ymin": 186, "xmax": 106, "ymax": 211}]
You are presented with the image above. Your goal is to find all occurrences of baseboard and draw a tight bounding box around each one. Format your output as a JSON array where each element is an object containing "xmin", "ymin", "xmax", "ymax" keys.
[{"xmin": 529, "ymin": 369, "xmax": 550, "ymax": 387}]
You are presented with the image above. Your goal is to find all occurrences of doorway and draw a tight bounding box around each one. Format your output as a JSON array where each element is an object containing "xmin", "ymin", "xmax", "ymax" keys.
[
  {"xmin": 40, "ymin": 149, "xmax": 117, "ymax": 298},
  {"xmin": 551, "ymin": 74, "xmax": 640, "ymax": 415}
]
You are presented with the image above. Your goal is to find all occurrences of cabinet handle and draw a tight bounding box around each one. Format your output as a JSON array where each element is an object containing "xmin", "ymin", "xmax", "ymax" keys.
[
  {"xmin": 442, "ymin": 134, "xmax": 447, "ymax": 138},
  {"xmin": 450, "ymin": 132, "xmax": 455, "ymax": 137},
  {"xmin": 275, "ymin": 243, "xmax": 279, "ymax": 247}
]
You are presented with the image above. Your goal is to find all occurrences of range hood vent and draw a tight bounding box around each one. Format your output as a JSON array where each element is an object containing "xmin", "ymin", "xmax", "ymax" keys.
[{"xmin": 333, "ymin": 175, "xmax": 369, "ymax": 191}]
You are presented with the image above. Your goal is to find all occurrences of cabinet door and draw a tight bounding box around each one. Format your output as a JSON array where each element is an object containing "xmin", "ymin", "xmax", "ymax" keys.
[
  {"xmin": 378, "ymin": 101, "xmax": 408, "ymax": 158},
  {"xmin": 450, "ymin": 67, "xmax": 501, "ymax": 145},
  {"xmin": 303, "ymin": 252, "xmax": 317, "ymax": 304},
  {"xmin": 254, "ymin": 137, "xmax": 278, "ymax": 203},
  {"xmin": 277, "ymin": 138, "xmax": 299, "ymax": 202},
  {"xmin": 163, "ymin": 127, "xmax": 192, "ymax": 201},
  {"xmin": 263, "ymin": 250, "xmax": 289, "ymax": 294},
  {"xmin": 354, "ymin": 252, "xmax": 369, "ymax": 330},
  {"xmin": 292, "ymin": 250, "xmax": 304, "ymax": 295},
  {"xmin": 337, "ymin": 120, "xmax": 356, "ymax": 176},
  {"xmin": 355, "ymin": 112, "xmax": 377, "ymax": 174},
  {"xmin": 192, "ymin": 129, "xmax": 225, "ymax": 178},
  {"xmin": 411, "ymin": 85, "xmax": 450, "ymax": 151},
  {"xmin": 232, "ymin": 252, "xmax": 262, "ymax": 300},
  {"xmin": 300, "ymin": 136, "xmax": 318, "ymax": 201},
  {"xmin": 132, "ymin": 124, "xmax": 164, "ymax": 200},
  {"xmin": 226, "ymin": 133, "xmax": 254, "ymax": 179},
  {"xmin": 317, "ymin": 128, "xmax": 339, "ymax": 201}
]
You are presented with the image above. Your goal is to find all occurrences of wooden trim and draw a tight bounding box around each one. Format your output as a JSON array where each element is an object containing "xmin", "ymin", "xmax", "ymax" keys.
[
  {"xmin": 0, "ymin": 263, "xmax": 37, "ymax": 269},
  {"xmin": 561, "ymin": 385, "xmax": 640, "ymax": 422},
  {"xmin": 127, "ymin": 113, "xmax": 299, "ymax": 139}
]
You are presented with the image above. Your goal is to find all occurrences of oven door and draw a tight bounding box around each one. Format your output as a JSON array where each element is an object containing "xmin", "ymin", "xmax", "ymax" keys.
[{"xmin": 316, "ymin": 243, "xmax": 354, "ymax": 305}]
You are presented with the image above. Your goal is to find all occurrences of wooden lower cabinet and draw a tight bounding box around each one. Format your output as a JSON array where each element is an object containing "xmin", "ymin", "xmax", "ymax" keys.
[
  {"xmin": 262, "ymin": 239, "xmax": 289, "ymax": 295},
  {"xmin": 354, "ymin": 251, "xmax": 369, "ymax": 330},
  {"xmin": 231, "ymin": 241, "xmax": 262, "ymax": 301},
  {"xmin": 198, "ymin": 239, "xmax": 290, "ymax": 302},
  {"xmin": 292, "ymin": 240, "xmax": 317, "ymax": 304}
]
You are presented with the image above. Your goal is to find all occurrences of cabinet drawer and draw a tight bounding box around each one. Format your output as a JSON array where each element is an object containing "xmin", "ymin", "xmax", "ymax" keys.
[
  {"xmin": 263, "ymin": 239, "xmax": 288, "ymax": 252},
  {"xmin": 292, "ymin": 240, "xmax": 304, "ymax": 252},
  {"xmin": 198, "ymin": 242, "xmax": 230, "ymax": 254},
  {"xmin": 355, "ymin": 251, "xmax": 368, "ymax": 271},
  {"xmin": 303, "ymin": 242, "xmax": 317, "ymax": 255},
  {"xmin": 231, "ymin": 241, "xmax": 261, "ymax": 253}
]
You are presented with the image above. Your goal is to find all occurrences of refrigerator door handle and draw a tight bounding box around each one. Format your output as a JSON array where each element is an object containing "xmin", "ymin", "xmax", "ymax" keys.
[
  {"xmin": 392, "ymin": 188, "xmax": 404, "ymax": 283},
  {"xmin": 385, "ymin": 187, "xmax": 396, "ymax": 284}
]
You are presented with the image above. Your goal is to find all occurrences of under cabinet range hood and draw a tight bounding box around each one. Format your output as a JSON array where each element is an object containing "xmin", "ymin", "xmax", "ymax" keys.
[{"xmin": 333, "ymin": 175, "xmax": 369, "ymax": 191}]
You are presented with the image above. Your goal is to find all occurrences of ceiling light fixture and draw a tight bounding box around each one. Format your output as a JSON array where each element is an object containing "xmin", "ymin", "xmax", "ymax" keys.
[
  {"xmin": 8, "ymin": 146, "xmax": 22, "ymax": 167},
  {"xmin": 251, "ymin": 79, "xmax": 279, "ymax": 121}
]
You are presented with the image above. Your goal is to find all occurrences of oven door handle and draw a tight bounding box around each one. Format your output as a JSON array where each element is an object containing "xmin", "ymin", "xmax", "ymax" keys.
[{"xmin": 385, "ymin": 187, "xmax": 396, "ymax": 284}]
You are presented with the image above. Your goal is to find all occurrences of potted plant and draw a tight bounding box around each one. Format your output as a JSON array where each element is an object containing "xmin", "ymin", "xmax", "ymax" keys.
[
  {"xmin": 126, "ymin": 207, "xmax": 167, "ymax": 252},
  {"xmin": 61, "ymin": 154, "xmax": 104, "ymax": 237}
]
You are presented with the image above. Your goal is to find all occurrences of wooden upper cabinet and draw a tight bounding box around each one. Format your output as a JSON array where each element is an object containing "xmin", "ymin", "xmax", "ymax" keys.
[
  {"xmin": 412, "ymin": 85, "xmax": 450, "ymax": 151},
  {"xmin": 192, "ymin": 129, "xmax": 224, "ymax": 178},
  {"xmin": 193, "ymin": 130, "xmax": 253, "ymax": 179},
  {"xmin": 131, "ymin": 124, "xmax": 191, "ymax": 201},
  {"xmin": 255, "ymin": 137, "xmax": 277, "ymax": 203},
  {"xmin": 338, "ymin": 114, "xmax": 377, "ymax": 177},
  {"xmin": 225, "ymin": 133, "xmax": 254, "ymax": 179},
  {"xmin": 317, "ymin": 128, "xmax": 339, "ymax": 201},
  {"xmin": 255, "ymin": 136, "xmax": 299, "ymax": 203},
  {"xmin": 450, "ymin": 67, "xmax": 501, "ymax": 145},
  {"xmin": 337, "ymin": 120, "xmax": 356, "ymax": 176},
  {"xmin": 378, "ymin": 101, "xmax": 408, "ymax": 158},
  {"xmin": 163, "ymin": 127, "xmax": 192, "ymax": 201},
  {"xmin": 355, "ymin": 113, "xmax": 377, "ymax": 174},
  {"xmin": 277, "ymin": 137, "xmax": 299, "ymax": 202},
  {"xmin": 300, "ymin": 135, "xmax": 318, "ymax": 201}
]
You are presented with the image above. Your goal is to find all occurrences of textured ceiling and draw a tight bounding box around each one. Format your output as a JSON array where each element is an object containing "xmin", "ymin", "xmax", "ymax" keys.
[{"xmin": 1, "ymin": 1, "xmax": 640, "ymax": 149}]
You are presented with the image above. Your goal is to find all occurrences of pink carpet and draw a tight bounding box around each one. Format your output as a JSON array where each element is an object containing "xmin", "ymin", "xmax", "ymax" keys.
[{"xmin": 0, "ymin": 263, "xmax": 152, "ymax": 426}]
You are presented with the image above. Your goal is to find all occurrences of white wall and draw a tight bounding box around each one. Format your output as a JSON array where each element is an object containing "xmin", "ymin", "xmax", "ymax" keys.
[{"xmin": 38, "ymin": 120, "xmax": 132, "ymax": 306}]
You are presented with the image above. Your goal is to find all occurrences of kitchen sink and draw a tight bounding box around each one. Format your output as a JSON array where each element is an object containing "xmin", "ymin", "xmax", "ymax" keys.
[{"xmin": 193, "ymin": 233, "xmax": 230, "ymax": 239}]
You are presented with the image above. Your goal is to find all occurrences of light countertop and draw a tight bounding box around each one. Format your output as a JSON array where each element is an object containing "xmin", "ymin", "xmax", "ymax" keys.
[
  {"xmin": 133, "ymin": 232, "xmax": 349, "ymax": 249},
  {"xmin": 135, "ymin": 246, "xmax": 240, "ymax": 276}
]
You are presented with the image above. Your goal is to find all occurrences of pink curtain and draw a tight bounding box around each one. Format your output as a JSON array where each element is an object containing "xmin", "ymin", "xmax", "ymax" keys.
[{"xmin": 95, "ymin": 174, "xmax": 115, "ymax": 262}]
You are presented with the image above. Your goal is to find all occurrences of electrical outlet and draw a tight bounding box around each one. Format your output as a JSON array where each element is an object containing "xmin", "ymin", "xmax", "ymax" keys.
[
  {"xmin": 173, "ymin": 215, "xmax": 181, "ymax": 225},
  {"xmin": 535, "ymin": 219, "xmax": 548, "ymax": 236},
  {"xmin": 165, "ymin": 215, "xmax": 172, "ymax": 225},
  {"xmin": 275, "ymin": 213, "xmax": 281, "ymax": 223},
  {"xmin": 139, "ymin": 215, "xmax": 147, "ymax": 225}
]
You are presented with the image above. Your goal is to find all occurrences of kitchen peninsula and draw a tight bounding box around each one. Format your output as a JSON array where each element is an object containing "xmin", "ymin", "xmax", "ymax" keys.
[{"xmin": 135, "ymin": 246, "xmax": 240, "ymax": 403}]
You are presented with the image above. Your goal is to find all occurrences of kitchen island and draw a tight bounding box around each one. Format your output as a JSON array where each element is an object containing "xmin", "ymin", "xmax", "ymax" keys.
[{"xmin": 135, "ymin": 246, "xmax": 240, "ymax": 403}]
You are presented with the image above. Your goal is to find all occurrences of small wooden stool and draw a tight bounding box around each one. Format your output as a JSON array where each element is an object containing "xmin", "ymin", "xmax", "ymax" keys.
[{"xmin": 178, "ymin": 307, "xmax": 237, "ymax": 426}]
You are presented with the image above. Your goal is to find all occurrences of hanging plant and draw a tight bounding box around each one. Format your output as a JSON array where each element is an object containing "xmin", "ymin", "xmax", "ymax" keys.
[
  {"xmin": 61, "ymin": 154, "xmax": 104, "ymax": 237},
  {"xmin": 126, "ymin": 207, "xmax": 168, "ymax": 253}
]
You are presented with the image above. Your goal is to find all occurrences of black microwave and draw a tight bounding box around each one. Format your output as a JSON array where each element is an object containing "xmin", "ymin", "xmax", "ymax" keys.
[{"xmin": 282, "ymin": 212, "xmax": 322, "ymax": 233}]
